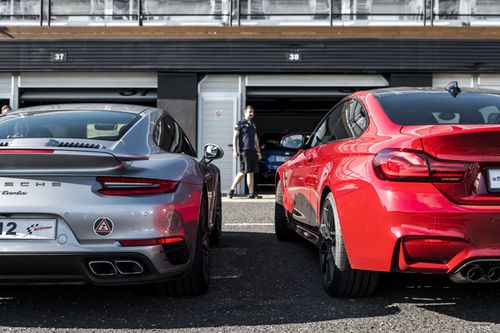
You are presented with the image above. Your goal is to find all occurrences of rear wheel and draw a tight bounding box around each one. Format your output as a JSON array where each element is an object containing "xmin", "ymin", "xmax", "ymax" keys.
[
  {"xmin": 162, "ymin": 194, "xmax": 210, "ymax": 296},
  {"xmin": 275, "ymin": 179, "xmax": 295, "ymax": 241},
  {"xmin": 319, "ymin": 193, "xmax": 379, "ymax": 297},
  {"xmin": 209, "ymin": 183, "xmax": 222, "ymax": 246}
]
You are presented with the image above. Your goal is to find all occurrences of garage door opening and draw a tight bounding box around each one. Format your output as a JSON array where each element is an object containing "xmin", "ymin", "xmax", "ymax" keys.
[{"xmin": 247, "ymin": 87, "xmax": 351, "ymax": 192}]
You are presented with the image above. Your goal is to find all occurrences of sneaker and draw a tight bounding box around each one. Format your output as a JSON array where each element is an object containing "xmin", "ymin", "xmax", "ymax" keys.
[
  {"xmin": 247, "ymin": 193, "xmax": 262, "ymax": 199},
  {"xmin": 227, "ymin": 189, "xmax": 234, "ymax": 199}
]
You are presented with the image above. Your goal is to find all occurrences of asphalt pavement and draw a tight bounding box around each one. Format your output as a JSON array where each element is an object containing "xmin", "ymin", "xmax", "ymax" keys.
[{"xmin": 0, "ymin": 197, "xmax": 499, "ymax": 333}]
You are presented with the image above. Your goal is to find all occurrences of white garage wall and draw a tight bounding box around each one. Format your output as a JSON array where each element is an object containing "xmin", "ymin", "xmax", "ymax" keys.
[
  {"xmin": 246, "ymin": 74, "xmax": 389, "ymax": 87},
  {"xmin": 0, "ymin": 73, "xmax": 11, "ymax": 99},
  {"xmin": 478, "ymin": 74, "xmax": 500, "ymax": 90},
  {"xmin": 19, "ymin": 72, "xmax": 157, "ymax": 88},
  {"xmin": 433, "ymin": 74, "xmax": 475, "ymax": 88}
]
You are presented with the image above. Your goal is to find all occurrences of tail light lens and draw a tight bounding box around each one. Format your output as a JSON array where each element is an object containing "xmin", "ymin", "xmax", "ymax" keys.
[
  {"xmin": 97, "ymin": 176, "xmax": 179, "ymax": 195},
  {"xmin": 119, "ymin": 237, "xmax": 184, "ymax": 247},
  {"xmin": 373, "ymin": 149, "xmax": 471, "ymax": 183},
  {"xmin": 428, "ymin": 158, "xmax": 472, "ymax": 182},
  {"xmin": 373, "ymin": 149, "xmax": 429, "ymax": 181},
  {"xmin": 0, "ymin": 149, "xmax": 54, "ymax": 154}
]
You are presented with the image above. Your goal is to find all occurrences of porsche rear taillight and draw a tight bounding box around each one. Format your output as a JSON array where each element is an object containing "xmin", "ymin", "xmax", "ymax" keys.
[
  {"xmin": 0, "ymin": 149, "xmax": 54, "ymax": 154},
  {"xmin": 373, "ymin": 149, "xmax": 471, "ymax": 182},
  {"xmin": 97, "ymin": 176, "xmax": 179, "ymax": 195}
]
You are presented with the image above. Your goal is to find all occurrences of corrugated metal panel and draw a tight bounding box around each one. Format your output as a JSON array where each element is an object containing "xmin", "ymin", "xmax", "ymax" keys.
[
  {"xmin": 246, "ymin": 74, "xmax": 388, "ymax": 87},
  {"xmin": 19, "ymin": 72, "xmax": 157, "ymax": 88},
  {"xmin": 2, "ymin": 39, "xmax": 500, "ymax": 72},
  {"xmin": 433, "ymin": 74, "xmax": 474, "ymax": 88},
  {"xmin": 200, "ymin": 75, "xmax": 240, "ymax": 94},
  {"xmin": 0, "ymin": 73, "xmax": 11, "ymax": 98},
  {"xmin": 200, "ymin": 96, "xmax": 237, "ymax": 192}
]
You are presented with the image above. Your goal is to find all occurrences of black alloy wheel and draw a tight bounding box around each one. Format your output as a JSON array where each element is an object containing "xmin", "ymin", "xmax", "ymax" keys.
[{"xmin": 319, "ymin": 192, "xmax": 379, "ymax": 297}]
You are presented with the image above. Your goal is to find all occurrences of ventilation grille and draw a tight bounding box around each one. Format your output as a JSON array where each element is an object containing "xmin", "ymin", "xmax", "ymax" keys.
[
  {"xmin": 0, "ymin": 142, "xmax": 9, "ymax": 146},
  {"xmin": 57, "ymin": 142, "xmax": 102, "ymax": 149}
]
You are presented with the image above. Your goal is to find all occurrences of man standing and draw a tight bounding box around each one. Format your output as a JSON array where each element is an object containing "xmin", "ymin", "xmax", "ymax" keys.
[{"xmin": 227, "ymin": 105, "xmax": 262, "ymax": 199}]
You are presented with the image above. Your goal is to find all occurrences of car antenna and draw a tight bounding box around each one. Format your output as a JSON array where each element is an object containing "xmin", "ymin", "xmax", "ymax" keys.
[{"xmin": 446, "ymin": 81, "xmax": 461, "ymax": 97}]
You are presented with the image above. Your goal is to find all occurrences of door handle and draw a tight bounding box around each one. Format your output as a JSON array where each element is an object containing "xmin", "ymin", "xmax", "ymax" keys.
[{"xmin": 306, "ymin": 155, "xmax": 314, "ymax": 163}]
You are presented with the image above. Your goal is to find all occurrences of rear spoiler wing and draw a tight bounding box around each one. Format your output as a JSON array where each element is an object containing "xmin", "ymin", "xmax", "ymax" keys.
[{"xmin": 0, "ymin": 148, "xmax": 148, "ymax": 175}]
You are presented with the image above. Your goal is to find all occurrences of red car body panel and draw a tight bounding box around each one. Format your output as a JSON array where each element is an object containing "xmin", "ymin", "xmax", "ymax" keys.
[{"xmin": 277, "ymin": 90, "xmax": 500, "ymax": 275}]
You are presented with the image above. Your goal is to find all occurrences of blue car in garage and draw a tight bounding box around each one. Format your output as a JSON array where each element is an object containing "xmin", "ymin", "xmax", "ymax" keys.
[{"xmin": 255, "ymin": 135, "xmax": 298, "ymax": 190}]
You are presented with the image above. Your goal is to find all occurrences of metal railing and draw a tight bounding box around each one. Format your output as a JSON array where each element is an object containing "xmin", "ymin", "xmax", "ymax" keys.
[{"xmin": 0, "ymin": 0, "xmax": 499, "ymax": 27}]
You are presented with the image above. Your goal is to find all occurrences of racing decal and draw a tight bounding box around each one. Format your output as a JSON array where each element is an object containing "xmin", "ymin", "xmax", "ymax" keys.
[
  {"xmin": 93, "ymin": 217, "xmax": 114, "ymax": 237},
  {"xmin": 26, "ymin": 223, "xmax": 53, "ymax": 235}
]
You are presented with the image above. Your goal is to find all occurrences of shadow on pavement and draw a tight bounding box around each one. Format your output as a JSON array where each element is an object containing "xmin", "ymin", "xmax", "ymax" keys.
[{"xmin": 0, "ymin": 232, "xmax": 498, "ymax": 329}]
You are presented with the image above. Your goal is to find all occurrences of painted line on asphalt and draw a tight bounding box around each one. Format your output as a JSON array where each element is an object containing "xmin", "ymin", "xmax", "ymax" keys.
[
  {"xmin": 211, "ymin": 274, "xmax": 242, "ymax": 279},
  {"xmin": 224, "ymin": 223, "xmax": 274, "ymax": 226}
]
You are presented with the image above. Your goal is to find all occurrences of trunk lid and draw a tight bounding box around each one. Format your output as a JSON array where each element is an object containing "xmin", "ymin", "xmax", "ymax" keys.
[
  {"xmin": 0, "ymin": 143, "xmax": 147, "ymax": 175},
  {"xmin": 401, "ymin": 125, "xmax": 500, "ymax": 205}
]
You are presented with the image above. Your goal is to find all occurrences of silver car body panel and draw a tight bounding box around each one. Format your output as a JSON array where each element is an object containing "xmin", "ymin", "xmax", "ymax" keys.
[{"xmin": 0, "ymin": 104, "xmax": 221, "ymax": 285}]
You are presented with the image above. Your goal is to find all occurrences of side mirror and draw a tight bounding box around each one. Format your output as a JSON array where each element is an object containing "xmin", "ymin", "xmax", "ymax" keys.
[
  {"xmin": 202, "ymin": 143, "xmax": 224, "ymax": 164},
  {"xmin": 280, "ymin": 134, "xmax": 305, "ymax": 150}
]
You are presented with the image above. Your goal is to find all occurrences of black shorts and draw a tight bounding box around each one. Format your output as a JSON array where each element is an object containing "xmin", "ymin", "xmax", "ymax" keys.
[{"xmin": 239, "ymin": 151, "xmax": 259, "ymax": 173}]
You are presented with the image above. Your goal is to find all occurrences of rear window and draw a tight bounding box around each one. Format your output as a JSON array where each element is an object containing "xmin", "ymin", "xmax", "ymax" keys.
[
  {"xmin": 375, "ymin": 92, "xmax": 500, "ymax": 125},
  {"xmin": 0, "ymin": 111, "xmax": 140, "ymax": 141}
]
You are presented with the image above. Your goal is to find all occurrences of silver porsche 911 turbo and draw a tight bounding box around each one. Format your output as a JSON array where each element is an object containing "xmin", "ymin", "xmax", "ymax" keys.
[{"xmin": 0, "ymin": 104, "xmax": 223, "ymax": 296}]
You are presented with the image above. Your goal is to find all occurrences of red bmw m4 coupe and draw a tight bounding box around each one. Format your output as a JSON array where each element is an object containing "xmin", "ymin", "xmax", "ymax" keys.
[{"xmin": 275, "ymin": 83, "xmax": 500, "ymax": 297}]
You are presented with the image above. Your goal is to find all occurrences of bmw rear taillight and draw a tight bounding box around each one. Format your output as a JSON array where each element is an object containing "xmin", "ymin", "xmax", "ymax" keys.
[
  {"xmin": 373, "ymin": 149, "xmax": 429, "ymax": 181},
  {"xmin": 97, "ymin": 176, "xmax": 179, "ymax": 195},
  {"xmin": 373, "ymin": 149, "xmax": 471, "ymax": 183},
  {"xmin": 427, "ymin": 157, "xmax": 472, "ymax": 182}
]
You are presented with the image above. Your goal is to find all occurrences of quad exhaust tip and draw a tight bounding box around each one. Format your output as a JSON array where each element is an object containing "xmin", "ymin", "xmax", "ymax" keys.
[
  {"xmin": 88, "ymin": 260, "xmax": 144, "ymax": 277},
  {"xmin": 88, "ymin": 261, "xmax": 117, "ymax": 276},
  {"xmin": 114, "ymin": 260, "xmax": 144, "ymax": 275},
  {"xmin": 450, "ymin": 260, "xmax": 500, "ymax": 284}
]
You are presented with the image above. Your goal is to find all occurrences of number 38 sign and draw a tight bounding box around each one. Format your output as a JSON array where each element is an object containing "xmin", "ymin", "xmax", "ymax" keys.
[{"xmin": 287, "ymin": 51, "xmax": 302, "ymax": 62}]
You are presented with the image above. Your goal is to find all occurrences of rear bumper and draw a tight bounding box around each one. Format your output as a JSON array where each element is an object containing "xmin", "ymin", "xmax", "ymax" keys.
[
  {"xmin": 0, "ymin": 249, "xmax": 191, "ymax": 285},
  {"xmin": 337, "ymin": 178, "xmax": 500, "ymax": 278}
]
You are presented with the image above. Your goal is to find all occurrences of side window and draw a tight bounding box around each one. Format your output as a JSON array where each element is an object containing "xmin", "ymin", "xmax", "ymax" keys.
[
  {"xmin": 331, "ymin": 102, "xmax": 351, "ymax": 141},
  {"xmin": 153, "ymin": 116, "xmax": 196, "ymax": 156},
  {"xmin": 310, "ymin": 103, "xmax": 344, "ymax": 147},
  {"xmin": 310, "ymin": 101, "xmax": 360, "ymax": 147},
  {"xmin": 346, "ymin": 100, "xmax": 368, "ymax": 137}
]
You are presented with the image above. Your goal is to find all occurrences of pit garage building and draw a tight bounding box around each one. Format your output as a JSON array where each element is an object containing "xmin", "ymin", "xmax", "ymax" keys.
[{"xmin": 2, "ymin": 0, "xmax": 500, "ymax": 191}]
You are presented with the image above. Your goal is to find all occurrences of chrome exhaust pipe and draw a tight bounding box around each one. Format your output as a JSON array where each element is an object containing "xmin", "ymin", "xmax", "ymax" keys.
[
  {"xmin": 88, "ymin": 261, "xmax": 117, "ymax": 276},
  {"xmin": 114, "ymin": 260, "xmax": 144, "ymax": 275},
  {"xmin": 464, "ymin": 265, "xmax": 484, "ymax": 282},
  {"xmin": 487, "ymin": 266, "xmax": 500, "ymax": 282}
]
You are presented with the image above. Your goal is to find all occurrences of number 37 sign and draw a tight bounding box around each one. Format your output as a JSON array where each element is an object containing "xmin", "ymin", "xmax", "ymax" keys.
[{"xmin": 50, "ymin": 52, "xmax": 67, "ymax": 62}]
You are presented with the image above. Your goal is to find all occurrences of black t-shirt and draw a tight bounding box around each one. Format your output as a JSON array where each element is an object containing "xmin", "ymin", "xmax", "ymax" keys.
[{"xmin": 234, "ymin": 119, "xmax": 257, "ymax": 152}]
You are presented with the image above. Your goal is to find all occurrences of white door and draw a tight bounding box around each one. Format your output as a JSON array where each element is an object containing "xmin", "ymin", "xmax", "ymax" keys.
[{"xmin": 199, "ymin": 95, "xmax": 239, "ymax": 192}]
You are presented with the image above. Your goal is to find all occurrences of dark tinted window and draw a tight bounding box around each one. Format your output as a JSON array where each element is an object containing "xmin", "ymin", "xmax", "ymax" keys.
[
  {"xmin": 310, "ymin": 102, "xmax": 352, "ymax": 147},
  {"xmin": 347, "ymin": 100, "xmax": 368, "ymax": 137},
  {"xmin": 375, "ymin": 91, "xmax": 500, "ymax": 125},
  {"xmin": 0, "ymin": 111, "xmax": 140, "ymax": 141},
  {"xmin": 153, "ymin": 116, "xmax": 196, "ymax": 156}
]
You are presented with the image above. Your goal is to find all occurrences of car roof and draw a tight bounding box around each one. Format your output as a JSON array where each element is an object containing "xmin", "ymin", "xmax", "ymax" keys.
[
  {"xmin": 370, "ymin": 86, "xmax": 500, "ymax": 98},
  {"xmin": 11, "ymin": 103, "xmax": 157, "ymax": 114}
]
